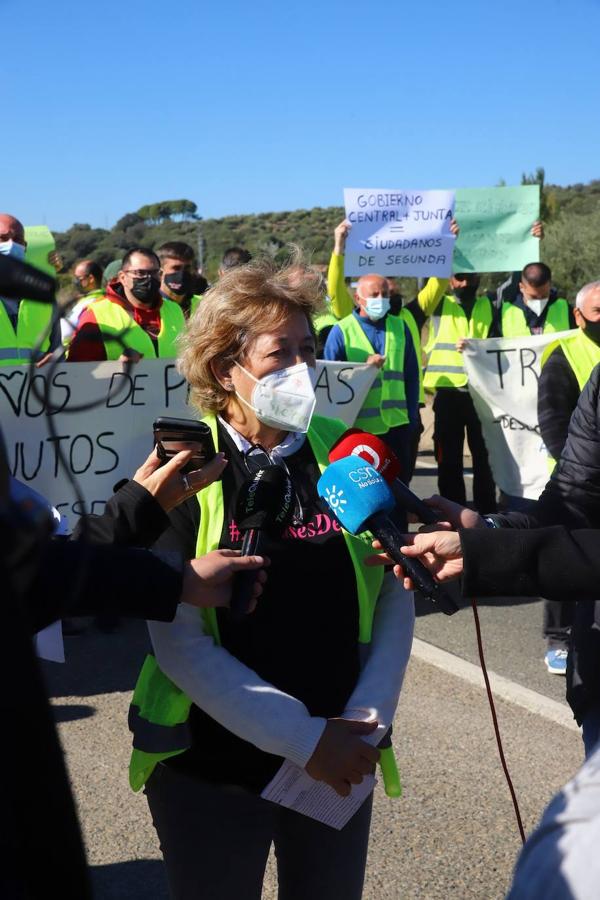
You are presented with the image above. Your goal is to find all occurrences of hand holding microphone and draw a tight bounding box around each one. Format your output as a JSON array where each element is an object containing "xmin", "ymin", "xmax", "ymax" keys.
[
  {"xmin": 230, "ymin": 465, "xmax": 294, "ymax": 620},
  {"xmin": 317, "ymin": 457, "xmax": 458, "ymax": 615}
]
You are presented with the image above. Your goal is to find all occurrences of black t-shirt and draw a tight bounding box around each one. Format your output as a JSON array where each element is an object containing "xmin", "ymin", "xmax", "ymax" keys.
[{"xmin": 154, "ymin": 423, "xmax": 360, "ymax": 791}]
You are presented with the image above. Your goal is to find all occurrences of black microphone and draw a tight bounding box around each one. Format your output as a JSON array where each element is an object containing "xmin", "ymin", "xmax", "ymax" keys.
[
  {"xmin": 230, "ymin": 465, "xmax": 295, "ymax": 619},
  {"xmin": 0, "ymin": 254, "xmax": 56, "ymax": 303}
]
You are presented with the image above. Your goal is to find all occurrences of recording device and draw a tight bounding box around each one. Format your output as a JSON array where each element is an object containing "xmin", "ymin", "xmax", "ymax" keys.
[
  {"xmin": 0, "ymin": 253, "xmax": 56, "ymax": 303},
  {"xmin": 230, "ymin": 465, "xmax": 295, "ymax": 620},
  {"xmin": 152, "ymin": 417, "xmax": 216, "ymax": 476},
  {"xmin": 317, "ymin": 457, "xmax": 458, "ymax": 615},
  {"xmin": 329, "ymin": 429, "xmax": 439, "ymax": 525}
]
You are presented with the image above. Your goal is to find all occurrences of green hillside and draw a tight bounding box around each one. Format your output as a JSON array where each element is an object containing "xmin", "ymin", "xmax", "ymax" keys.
[{"xmin": 54, "ymin": 175, "xmax": 600, "ymax": 298}]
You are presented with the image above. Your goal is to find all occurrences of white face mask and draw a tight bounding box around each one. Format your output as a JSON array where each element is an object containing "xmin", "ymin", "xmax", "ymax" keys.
[
  {"xmin": 0, "ymin": 240, "xmax": 26, "ymax": 260},
  {"xmin": 526, "ymin": 296, "xmax": 550, "ymax": 317},
  {"xmin": 234, "ymin": 361, "xmax": 317, "ymax": 433}
]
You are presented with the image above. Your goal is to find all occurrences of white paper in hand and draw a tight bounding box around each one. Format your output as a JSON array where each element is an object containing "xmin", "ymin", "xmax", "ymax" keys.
[{"xmin": 261, "ymin": 760, "xmax": 376, "ymax": 830}]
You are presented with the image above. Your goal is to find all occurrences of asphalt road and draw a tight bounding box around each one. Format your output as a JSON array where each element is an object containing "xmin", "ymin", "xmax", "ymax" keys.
[{"xmin": 41, "ymin": 454, "xmax": 584, "ymax": 899}]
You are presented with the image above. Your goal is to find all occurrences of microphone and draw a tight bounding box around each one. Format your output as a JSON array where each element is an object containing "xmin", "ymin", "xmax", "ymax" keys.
[
  {"xmin": 317, "ymin": 457, "xmax": 458, "ymax": 615},
  {"xmin": 329, "ymin": 429, "xmax": 439, "ymax": 525},
  {"xmin": 0, "ymin": 254, "xmax": 56, "ymax": 303},
  {"xmin": 230, "ymin": 464, "xmax": 295, "ymax": 619}
]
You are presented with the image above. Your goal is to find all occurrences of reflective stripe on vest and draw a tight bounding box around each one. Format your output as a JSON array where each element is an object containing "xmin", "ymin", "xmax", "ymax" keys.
[
  {"xmin": 0, "ymin": 298, "xmax": 53, "ymax": 366},
  {"xmin": 501, "ymin": 298, "xmax": 570, "ymax": 338},
  {"xmin": 399, "ymin": 307, "xmax": 425, "ymax": 404},
  {"xmin": 338, "ymin": 313, "xmax": 408, "ymax": 433},
  {"xmin": 541, "ymin": 328, "xmax": 600, "ymax": 470},
  {"xmin": 423, "ymin": 295, "xmax": 492, "ymax": 390},
  {"xmin": 84, "ymin": 298, "xmax": 185, "ymax": 360},
  {"xmin": 128, "ymin": 413, "xmax": 395, "ymax": 794}
]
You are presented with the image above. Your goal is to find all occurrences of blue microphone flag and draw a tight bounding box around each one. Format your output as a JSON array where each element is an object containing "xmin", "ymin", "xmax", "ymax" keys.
[{"xmin": 317, "ymin": 456, "xmax": 395, "ymax": 534}]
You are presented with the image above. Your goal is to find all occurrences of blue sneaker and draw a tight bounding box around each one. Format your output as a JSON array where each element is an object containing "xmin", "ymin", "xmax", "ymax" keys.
[{"xmin": 545, "ymin": 648, "xmax": 568, "ymax": 675}]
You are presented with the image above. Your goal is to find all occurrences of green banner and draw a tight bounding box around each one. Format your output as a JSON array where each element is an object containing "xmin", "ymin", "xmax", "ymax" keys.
[
  {"xmin": 453, "ymin": 185, "xmax": 540, "ymax": 274},
  {"xmin": 24, "ymin": 225, "xmax": 56, "ymax": 276}
]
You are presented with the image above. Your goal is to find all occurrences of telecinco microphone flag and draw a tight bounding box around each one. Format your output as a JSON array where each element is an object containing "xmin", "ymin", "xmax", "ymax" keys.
[
  {"xmin": 328, "ymin": 429, "xmax": 439, "ymax": 526},
  {"xmin": 317, "ymin": 457, "xmax": 458, "ymax": 615},
  {"xmin": 0, "ymin": 254, "xmax": 56, "ymax": 303},
  {"xmin": 230, "ymin": 465, "xmax": 295, "ymax": 619}
]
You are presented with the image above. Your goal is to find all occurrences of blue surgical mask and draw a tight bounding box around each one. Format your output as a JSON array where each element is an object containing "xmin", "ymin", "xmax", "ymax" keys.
[
  {"xmin": 0, "ymin": 240, "xmax": 26, "ymax": 260},
  {"xmin": 364, "ymin": 296, "xmax": 390, "ymax": 321}
]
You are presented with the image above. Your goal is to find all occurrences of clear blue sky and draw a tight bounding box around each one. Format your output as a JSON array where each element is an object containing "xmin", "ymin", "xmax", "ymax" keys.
[{"xmin": 4, "ymin": 0, "xmax": 600, "ymax": 232}]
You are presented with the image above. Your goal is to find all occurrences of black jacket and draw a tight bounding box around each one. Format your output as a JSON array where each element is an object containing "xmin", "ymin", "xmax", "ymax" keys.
[
  {"xmin": 2, "ymin": 488, "xmax": 182, "ymax": 900},
  {"xmin": 490, "ymin": 363, "xmax": 600, "ymax": 723}
]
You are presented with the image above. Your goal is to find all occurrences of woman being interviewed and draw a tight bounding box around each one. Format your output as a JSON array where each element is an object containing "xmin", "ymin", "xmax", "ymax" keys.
[{"xmin": 130, "ymin": 253, "xmax": 414, "ymax": 900}]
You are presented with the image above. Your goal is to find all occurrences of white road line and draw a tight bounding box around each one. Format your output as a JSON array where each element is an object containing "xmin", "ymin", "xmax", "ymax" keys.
[{"xmin": 411, "ymin": 637, "xmax": 581, "ymax": 733}]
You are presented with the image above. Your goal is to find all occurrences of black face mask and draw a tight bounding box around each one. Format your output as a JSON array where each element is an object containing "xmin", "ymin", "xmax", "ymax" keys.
[
  {"xmin": 73, "ymin": 277, "xmax": 85, "ymax": 294},
  {"xmin": 581, "ymin": 313, "xmax": 600, "ymax": 345},
  {"xmin": 131, "ymin": 275, "xmax": 161, "ymax": 305},
  {"xmin": 164, "ymin": 271, "xmax": 193, "ymax": 297},
  {"xmin": 454, "ymin": 286, "xmax": 478, "ymax": 303}
]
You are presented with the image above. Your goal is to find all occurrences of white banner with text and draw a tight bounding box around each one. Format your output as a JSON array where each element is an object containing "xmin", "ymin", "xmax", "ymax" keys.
[
  {"xmin": 2, "ymin": 359, "xmax": 377, "ymax": 523},
  {"xmin": 343, "ymin": 187, "xmax": 456, "ymax": 277},
  {"xmin": 463, "ymin": 330, "xmax": 575, "ymax": 500}
]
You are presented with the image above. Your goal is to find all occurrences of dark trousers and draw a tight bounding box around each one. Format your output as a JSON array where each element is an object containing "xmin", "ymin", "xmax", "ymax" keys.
[
  {"xmin": 433, "ymin": 388, "xmax": 497, "ymax": 513},
  {"xmin": 145, "ymin": 763, "xmax": 373, "ymax": 900}
]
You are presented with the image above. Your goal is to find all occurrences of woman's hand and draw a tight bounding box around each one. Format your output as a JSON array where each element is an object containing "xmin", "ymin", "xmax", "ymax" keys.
[
  {"xmin": 182, "ymin": 549, "xmax": 269, "ymax": 610},
  {"xmin": 366, "ymin": 532, "xmax": 464, "ymax": 589},
  {"xmin": 133, "ymin": 447, "xmax": 227, "ymax": 512},
  {"xmin": 305, "ymin": 719, "xmax": 380, "ymax": 797}
]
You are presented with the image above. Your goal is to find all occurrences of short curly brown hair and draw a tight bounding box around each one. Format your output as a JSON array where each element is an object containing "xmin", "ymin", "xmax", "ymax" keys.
[{"xmin": 178, "ymin": 251, "xmax": 326, "ymax": 414}]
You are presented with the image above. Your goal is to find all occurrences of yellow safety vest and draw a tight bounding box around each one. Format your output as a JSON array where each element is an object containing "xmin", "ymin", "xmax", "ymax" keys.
[
  {"xmin": 501, "ymin": 298, "xmax": 571, "ymax": 338},
  {"xmin": 0, "ymin": 298, "xmax": 53, "ymax": 366},
  {"xmin": 423, "ymin": 295, "xmax": 493, "ymax": 390},
  {"xmin": 128, "ymin": 413, "xmax": 402, "ymax": 797},
  {"xmin": 338, "ymin": 313, "xmax": 408, "ymax": 433},
  {"xmin": 189, "ymin": 294, "xmax": 203, "ymax": 317},
  {"xmin": 541, "ymin": 328, "xmax": 600, "ymax": 471},
  {"xmin": 75, "ymin": 297, "xmax": 185, "ymax": 359}
]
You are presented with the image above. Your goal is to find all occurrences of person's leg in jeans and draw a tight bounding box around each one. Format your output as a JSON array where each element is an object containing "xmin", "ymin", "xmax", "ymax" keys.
[
  {"xmin": 274, "ymin": 794, "xmax": 373, "ymax": 900},
  {"xmin": 145, "ymin": 764, "xmax": 275, "ymax": 900},
  {"xmin": 433, "ymin": 389, "xmax": 467, "ymax": 505},
  {"xmin": 543, "ymin": 600, "xmax": 575, "ymax": 674},
  {"xmin": 464, "ymin": 392, "xmax": 497, "ymax": 513}
]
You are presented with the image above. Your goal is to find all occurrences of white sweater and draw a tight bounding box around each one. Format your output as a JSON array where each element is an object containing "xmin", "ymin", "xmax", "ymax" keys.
[{"xmin": 148, "ymin": 571, "xmax": 414, "ymax": 770}]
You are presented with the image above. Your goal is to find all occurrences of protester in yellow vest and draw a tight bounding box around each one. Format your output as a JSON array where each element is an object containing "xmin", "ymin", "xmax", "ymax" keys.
[
  {"xmin": 157, "ymin": 240, "xmax": 204, "ymax": 319},
  {"xmin": 67, "ymin": 247, "xmax": 185, "ymax": 361},
  {"xmin": 536, "ymin": 280, "xmax": 600, "ymax": 675},
  {"xmin": 323, "ymin": 273, "xmax": 420, "ymax": 481},
  {"xmin": 126, "ymin": 254, "xmax": 413, "ymax": 899},
  {"xmin": 0, "ymin": 212, "xmax": 61, "ymax": 367},
  {"xmin": 60, "ymin": 259, "xmax": 105, "ymax": 346},
  {"xmin": 499, "ymin": 261, "xmax": 574, "ymax": 339},
  {"xmin": 416, "ymin": 271, "xmax": 497, "ymax": 512}
]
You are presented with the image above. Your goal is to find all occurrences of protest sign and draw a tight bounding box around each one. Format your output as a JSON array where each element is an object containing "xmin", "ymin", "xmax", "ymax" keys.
[
  {"xmin": 2, "ymin": 359, "xmax": 377, "ymax": 523},
  {"xmin": 453, "ymin": 186, "xmax": 540, "ymax": 273},
  {"xmin": 462, "ymin": 329, "xmax": 574, "ymax": 500},
  {"xmin": 24, "ymin": 225, "xmax": 56, "ymax": 276},
  {"xmin": 343, "ymin": 188, "xmax": 456, "ymax": 278}
]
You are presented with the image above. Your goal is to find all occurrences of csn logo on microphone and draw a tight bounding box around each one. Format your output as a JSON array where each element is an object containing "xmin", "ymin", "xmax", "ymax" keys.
[
  {"xmin": 348, "ymin": 465, "xmax": 381, "ymax": 488},
  {"xmin": 318, "ymin": 456, "xmax": 395, "ymax": 534}
]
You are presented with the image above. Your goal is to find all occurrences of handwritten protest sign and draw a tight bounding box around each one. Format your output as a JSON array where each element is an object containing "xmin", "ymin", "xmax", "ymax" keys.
[
  {"xmin": 453, "ymin": 186, "xmax": 540, "ymax": 274},
  {"xmin": 462, "ymin": 330, "xmax": 574, "ymax": 499},
  {"xmin": 343, "ymin": 188, "xmax": 456, "ymax": 278},
  {"xmin": 24, "ymin": 225, "xmax": 56, "ymax": 276},
  {"xmin": 2, "ymin": 359, "xmax": 377, "ymax": 524}
]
